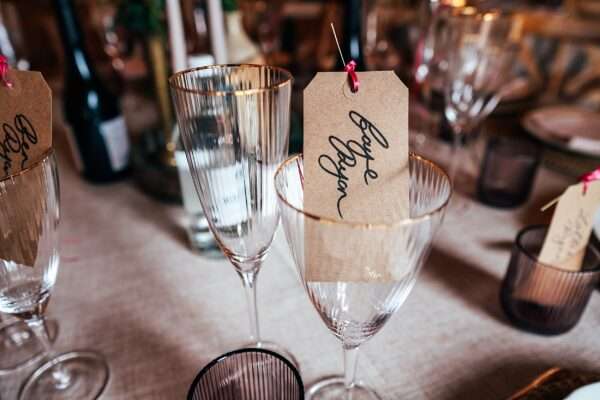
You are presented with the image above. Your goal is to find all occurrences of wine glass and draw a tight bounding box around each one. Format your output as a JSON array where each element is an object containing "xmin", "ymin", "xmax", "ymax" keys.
[
  {"xmin": 170, "ymin": 65, "xmax": 296, "ymax": 364},
  {"xmin": 416, "ymin": 4, "xmax": 457, "ymax": 113},
  {"xmin": 443, "ymin": 10, "xmax": 519, "ymax": 183},
  {"xmin": 275, "ymin": 154, "xmax": 452, "ymax": 399},
  {"xmin": 0, "ymin": 151, "xmax": 109, "ymax": 399}
]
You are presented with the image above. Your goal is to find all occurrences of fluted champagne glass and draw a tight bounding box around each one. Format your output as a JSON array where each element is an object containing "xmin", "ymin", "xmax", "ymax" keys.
[
  {"xmin": 275, "ymin": 154, "xmax": 452, "ymax": 399},
  {"xmin": 170, "ymin": 65, "xmax": 295, "ymax": 362},
  {"xmin": 0, "ymin": 151, "xmax": 109, "ymax": 399},
  {"xmin": 444, "ymin": 10, "xmax": 518, "ymax": 183}
]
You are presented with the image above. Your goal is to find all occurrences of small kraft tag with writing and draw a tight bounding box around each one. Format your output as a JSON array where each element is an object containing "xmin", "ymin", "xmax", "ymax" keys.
[
  {"xmin": 0, "ymin": 68, "xmax": 52, "ymax": 267},
  {"xmin": 303, "ymin": 71, "xmax": 409, "ymax": 282},
  {"xmin": 516, "ymin": 181, "xmax": 600, "ymax": 306},
  {"xmin": 539, "ymin": 181, "xmax": 600, "ymax": 270}
]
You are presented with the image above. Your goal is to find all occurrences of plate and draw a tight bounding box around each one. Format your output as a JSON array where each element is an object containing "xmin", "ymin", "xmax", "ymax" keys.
[
  {"xmin": 522, "ymin": 105, "xmax": 600, "ymax": 158},
  {"xmin": 494, "ymin": 77, "xmax": 540, "ymax": 115},
  {"xmin": 508, "ymin": 368, "xmax": 600, "ymax": 400},
  {"xmin": 501, "ymin": 77, "xmax": 539, "ymax": 103},
  {"xmin": 565, "ymin": 382, "xmax": 600, "ymax": 400}
]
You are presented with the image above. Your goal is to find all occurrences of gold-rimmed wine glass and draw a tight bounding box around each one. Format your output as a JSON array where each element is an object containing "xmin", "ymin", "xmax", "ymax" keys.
[
  {"xmin": 275, "ymin": 153, "xmax": 452, "ymax": 399},
  {"xmin": 170, "ymin": 64, "xmax": 297, "ymax": 365}
]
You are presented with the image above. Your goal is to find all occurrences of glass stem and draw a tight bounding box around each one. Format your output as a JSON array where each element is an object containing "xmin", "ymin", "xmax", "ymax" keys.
[
  {"xmin": 449, "ymin": 131, "xmax": 463, "ymax": 184},
  {"xmin": 343, "ymin": 344, "xmax": 360, "ymax": 399},
  {"xmin": 26, "ymin": 317, "xmax": 72, "ymax": 389},
  {"xmin": 239, "ymin": 270, "xmax": 261, "ymax": 344}
]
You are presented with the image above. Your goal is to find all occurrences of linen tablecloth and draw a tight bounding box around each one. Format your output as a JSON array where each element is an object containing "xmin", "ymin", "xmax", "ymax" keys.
[{"xmin": 1, "ymin": 140, "xmax": 599, "ymax": 400}]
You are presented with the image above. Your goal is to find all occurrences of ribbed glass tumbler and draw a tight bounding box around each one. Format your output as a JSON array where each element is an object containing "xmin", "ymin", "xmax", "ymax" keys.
[
  {"xmin": 500, "ymin": 225, "xmax": 600, "ymax": 335},
  {"xmin": 187, "ymin": 349, "xmax": 303, "ymax": 400},
  {"xmin": 477, "ymin": 135, "xmax": 540, "ymax": 208}
]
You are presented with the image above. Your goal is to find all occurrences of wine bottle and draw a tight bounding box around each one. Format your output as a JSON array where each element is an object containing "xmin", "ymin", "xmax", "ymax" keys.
[
  {"xmin": 54, "ymin": 0, "xmax": 130, "ymax": 183},
  {"xmin": 338, "ymin": 0, "xmax": 366, "ymax": 70}
]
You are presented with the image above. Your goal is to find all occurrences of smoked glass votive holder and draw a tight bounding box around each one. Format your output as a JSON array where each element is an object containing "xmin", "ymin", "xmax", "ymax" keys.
[
  {"xmin": 187, "ymin": 349, "xmax": 303, "ymax": 400},
  {"xmin": 500, "ymin": 225, "xmax": 600, "ymax": 335},
  {"xmin": 477, "ymin": 136, "xmax": 540, "ymax": 208}
]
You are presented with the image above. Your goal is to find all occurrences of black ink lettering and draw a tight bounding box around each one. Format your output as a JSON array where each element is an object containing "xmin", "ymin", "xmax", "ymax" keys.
[
  {"xmin": 317, "ymin": 111, "xmax": 389, "ymax": 219},
  {"xmin": 0, "ymin": 114, "xmax": 38, "ymax": 175}
]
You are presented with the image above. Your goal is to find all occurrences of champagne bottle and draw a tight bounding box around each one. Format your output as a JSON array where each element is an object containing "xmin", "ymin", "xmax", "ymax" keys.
[
  {"xmin": 54, "ymin": 0, "xmax": 130, "ymax": 183},
  {"xmin": 223, "ymin": 0, "xmax": 263, "ymax": 64}
]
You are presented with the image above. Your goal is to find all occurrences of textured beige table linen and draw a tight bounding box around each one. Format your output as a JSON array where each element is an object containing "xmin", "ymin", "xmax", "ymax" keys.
[{"xmin": 1, "ymin": 142, "xmax": 599, "ymax": 400}]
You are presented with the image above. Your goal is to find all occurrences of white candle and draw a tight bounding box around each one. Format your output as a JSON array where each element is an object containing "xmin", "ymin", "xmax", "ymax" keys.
[
  {"xmin": 207, "ymin": 0, "xmax": 228, "ymax": 64},
  {"xmin": 166, "ymin": 0, "xmax": 187, "ymax": 72}
]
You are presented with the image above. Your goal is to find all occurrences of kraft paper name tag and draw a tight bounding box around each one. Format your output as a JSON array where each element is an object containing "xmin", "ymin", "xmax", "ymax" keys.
[
  {"xmin": 539, "ymin": 181, "xmax": 600, "ymax": 271},
  {"xmin": 0, "ymin": 69, "xmax": 52, "ymax": 267},
  {"xmin": 303, "ymin": 71, "xmax": 409, "ymax": 282},
  {"xmin": 0, "ymin": 70, "xmax": 52, "ymax": 179}
]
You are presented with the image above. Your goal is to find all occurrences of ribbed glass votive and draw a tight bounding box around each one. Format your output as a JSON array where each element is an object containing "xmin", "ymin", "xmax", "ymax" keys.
[
  {"xmin": 500, "ymin": 225, "xmax": 600, "ymax": 335},
  {"xmin": 477, "ymin": 135, "xmax": 541, "ymax": 208},
  {"xmin": 188, "ymin": 349, "xmax": 303, "ymax": 400}
]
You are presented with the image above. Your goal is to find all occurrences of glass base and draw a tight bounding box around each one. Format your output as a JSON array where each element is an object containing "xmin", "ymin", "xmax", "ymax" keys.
[
  {"xmin": 242, "ymin": 340, "xmax": 300, "ymax": 371},
  {"xmin": 306, "ymin": 376, "xmax": 382, "ymax": 400},
  {"xmin": 19, "ymin": 351, "xmax": 109, "ymax": 400},
  {"xmin": 0, "ymin": 318, "xmax": 58, "ymax": 375}
]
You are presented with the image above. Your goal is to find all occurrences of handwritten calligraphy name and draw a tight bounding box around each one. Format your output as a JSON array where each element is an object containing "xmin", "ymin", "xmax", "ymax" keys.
[
  {"xmin": 0, "ymin": 114, "xmax": 38, "ymax": 175},
  {"xmin": 318, "ymin": 110, "xmax": 389, "ymax": 219},
  {"xmin": 551, "ymin": 208, "xmax": 588, "ymax": 262}
]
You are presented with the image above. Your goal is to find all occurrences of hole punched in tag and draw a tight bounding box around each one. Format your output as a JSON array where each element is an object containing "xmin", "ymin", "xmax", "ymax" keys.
[
  {"xmin": 330, "ymin": 23, "xmax": 360, "ymax": 96},
  {"xmin": 342, "ymin": 78, "xmax": 357, "ymax": 99},
  {"xmin": 0, "ymin": 55, "xmax": 23, "ymax": 98}
]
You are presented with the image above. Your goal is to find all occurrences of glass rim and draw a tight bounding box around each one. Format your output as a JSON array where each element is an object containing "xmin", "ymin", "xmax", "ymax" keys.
[
  {"xmin": 187, "ymin": 348, "xmax": 304, "ymax": 400},
  {"xmin": 447, "ymin": 8, "xmax": 521, "ymax": 44},
  {"xmin": 169, "ymin": 64, "xmax": 293, "ymax": 96},
  {"xmin": 515, "ymin": 225, "xmax": 600, "ymax": 275},
  {"xmin": 449, "ymin": 7, "xmax": 511, "ymax": 21},
  {"xmin": 0, "ymin": 148, "xmax": 54, "ymax": 183},
  {"xmin": 274, "ymin": 153, "xmax": 452, "ymax": 229}
]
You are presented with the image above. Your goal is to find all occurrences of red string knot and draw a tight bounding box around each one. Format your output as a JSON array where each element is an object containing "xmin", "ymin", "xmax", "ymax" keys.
[
  {"xmin": 344, "ymin": 60, "xmax": 359, "ymax": 93},
  {"xmin": 580, "ymin": 167, "xmax": 600, "ymax": 195},
  {"xmin": 0, "ymin": 55, "xmax": 13, "ymax": 88}
]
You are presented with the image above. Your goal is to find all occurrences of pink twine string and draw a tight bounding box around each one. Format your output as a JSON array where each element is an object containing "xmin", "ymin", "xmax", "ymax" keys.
[
  {"xmin": 344, "ymin": 60, "xmax": 359, "ymax": 93},
  {"xmin": 0, "ymin": 55, "xmax": 13, "ymax": 88},
  {"xmin": 580, "ymin": 167, "xmax": 600, "ymax": 195}
]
